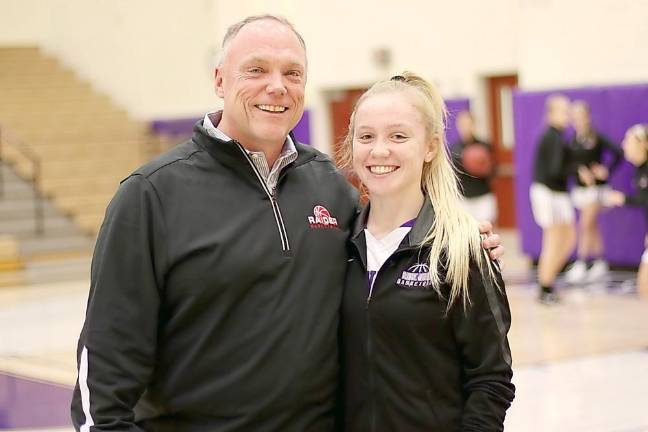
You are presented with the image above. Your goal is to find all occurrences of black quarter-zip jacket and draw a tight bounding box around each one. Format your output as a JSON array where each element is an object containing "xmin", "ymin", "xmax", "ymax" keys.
[
  {"xmin": 341, "ymin": 200, "xmax": 515, "ymax": 432},
  {"xmin": 71, "ymin": 121, "xmax": 359, "ymax": 431}
]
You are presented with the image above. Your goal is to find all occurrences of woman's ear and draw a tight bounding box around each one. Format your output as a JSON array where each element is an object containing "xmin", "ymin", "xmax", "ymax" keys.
[{"xmin": 425, "ymin": 133, "xmax": 440, "ymax": 163}]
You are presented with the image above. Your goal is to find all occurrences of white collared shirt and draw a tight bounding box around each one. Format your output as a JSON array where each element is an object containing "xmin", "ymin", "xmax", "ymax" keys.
[{"xmin": 203, "ymin": 113, "xmax": 298, "ymax": 191}]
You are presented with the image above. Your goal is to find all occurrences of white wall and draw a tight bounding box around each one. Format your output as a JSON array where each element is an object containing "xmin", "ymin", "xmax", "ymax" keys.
[
  {"xmin": 518, "ymin": 0, "xmax": 648, "ymax": 89},
  {"xmin": 1, "ymin": 0, "xmax": 647, "ymax": 152},
  {"xmin": 1, "ymin": 0, "xmax": 220, "ymax": 119}
]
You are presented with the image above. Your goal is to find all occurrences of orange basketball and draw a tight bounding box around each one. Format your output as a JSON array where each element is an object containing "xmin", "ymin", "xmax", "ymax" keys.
[{"xmin": 461, "ymin": 144, "xmax": 494, "ymax": 178}]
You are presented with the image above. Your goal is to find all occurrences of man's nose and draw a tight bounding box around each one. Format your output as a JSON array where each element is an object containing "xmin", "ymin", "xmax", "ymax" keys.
[{"xmin": 266, "ymin": 71, "xmax": 287, "ymax": 96}]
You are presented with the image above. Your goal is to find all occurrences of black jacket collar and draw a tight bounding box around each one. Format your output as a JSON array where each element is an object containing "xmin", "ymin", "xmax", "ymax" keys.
[
  {"xmin": 351, "ymin": 197, "xmax": 436, "ymax": 248},
  {"xmin": 191, "ymin": 111, "xmax": 319, "ymax": 170}
]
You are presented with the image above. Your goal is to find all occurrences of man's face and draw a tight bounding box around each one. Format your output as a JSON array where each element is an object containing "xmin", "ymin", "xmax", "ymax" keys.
[{"xmin": 215, "ymin": 20, "xmax": 307, "ymax": 150}]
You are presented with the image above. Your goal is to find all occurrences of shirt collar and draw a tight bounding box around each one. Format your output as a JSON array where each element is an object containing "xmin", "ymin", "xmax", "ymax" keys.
[
  {"xmin": 203, "ymin": 112, "xmax": 297, "ymax": 156},
  {"xmin": 352, "ymin": 198, "xmax": 435, "ymax": 247}
]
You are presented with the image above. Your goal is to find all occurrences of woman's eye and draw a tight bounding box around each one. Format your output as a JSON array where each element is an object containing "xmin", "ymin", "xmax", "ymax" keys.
[{"xmin": 392, "ymin": 134, "xmax": 408, "ymax": 141}]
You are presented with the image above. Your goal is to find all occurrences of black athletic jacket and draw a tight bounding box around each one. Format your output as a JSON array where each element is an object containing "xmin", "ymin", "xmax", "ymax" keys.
[
  {"xmin": 570, "ymin": 131, "xmax": 623, "ymax": 187},
  {"xmin": 341, "ymin": 200, "xmax": 515, "ymax": 431},
  {"xmin": 626, "ymin": 161, "xmax": 648, "ymax": 224},
  {"xmin": 451, "ymin": 138, "xmax": 494, "ymax": 198},
  {"xmin": 533, "ymin": 126, "xmax": 572, "ymax": 191},
  {"xmin": 71, "ymin": 119, "xmax": 358, "ymax": 431}
]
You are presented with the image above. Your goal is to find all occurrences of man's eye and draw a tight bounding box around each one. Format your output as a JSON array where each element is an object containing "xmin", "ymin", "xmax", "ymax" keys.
[
  {"xmin": 392, "ymin": 134, "xmax": 408, "ymax": 141},
  {"xmin": 287, "ymin": 70, "xmax": 302, "ymax": 77},
  {"xmin": 248, "ymin": 67, "xmax": 263, "ymax": 73}
]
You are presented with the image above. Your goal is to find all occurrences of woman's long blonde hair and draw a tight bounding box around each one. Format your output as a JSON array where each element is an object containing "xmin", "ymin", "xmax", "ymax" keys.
[{"xmin": 339, "ymin": 71, "xmax": 498, "ymax": 310}]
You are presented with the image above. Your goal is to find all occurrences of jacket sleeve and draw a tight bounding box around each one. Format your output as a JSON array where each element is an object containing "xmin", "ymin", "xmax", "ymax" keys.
[
  {"xmin": 599, "ymin": 134, "xmax": 624, "ymax": 174},
  {"xmin": 71, "ymin": 174, "xmax": 167, "ymax": 431},
  {"xmin": 452, "ymin": 258, "xmax": 515, "ymax": 432}
]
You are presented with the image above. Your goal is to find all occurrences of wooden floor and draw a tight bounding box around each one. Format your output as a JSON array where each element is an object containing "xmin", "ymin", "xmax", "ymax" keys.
[{"xmin": 0, "ymin": 229, "xmax": 647, "ymax": 431}]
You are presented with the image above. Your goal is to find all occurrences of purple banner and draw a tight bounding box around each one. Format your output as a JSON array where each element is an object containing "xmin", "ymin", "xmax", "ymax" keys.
[
  {"xmin": 150, "ymin": 110, "xmax": 312, "ymax": 145},
  {"xmin": 513, "ymin": 84, "xmax": 648, "ymax": 265},
  {"xmin": 445, "ymin": 98, "xmax": 471, "ymax": 146}
]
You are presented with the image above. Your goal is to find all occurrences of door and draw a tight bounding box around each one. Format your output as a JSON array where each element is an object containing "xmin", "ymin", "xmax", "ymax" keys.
[
  {"xmin": 486, "ymin": 74, "xmax": 518, "ymax": 228},
  {"xmin": 328, "ymin": 88, "xmax": 367, "ymax": 198}
]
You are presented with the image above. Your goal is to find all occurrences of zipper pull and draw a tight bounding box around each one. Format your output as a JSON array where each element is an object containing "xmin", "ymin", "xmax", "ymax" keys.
[{"xmin": 366, "ymin": 287, "xmax": 373, "ymax": 309}]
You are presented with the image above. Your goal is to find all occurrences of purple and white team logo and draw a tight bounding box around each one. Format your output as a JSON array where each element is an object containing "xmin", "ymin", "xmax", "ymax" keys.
[{"xmin": 396, "ymin": 263, "xmax": 433, "ymax": 288}]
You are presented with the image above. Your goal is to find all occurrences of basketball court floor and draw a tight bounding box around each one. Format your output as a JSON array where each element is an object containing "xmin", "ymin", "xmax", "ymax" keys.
[{"xmin": 1, "ymin": 230, "xmax": 647, "ymax": 431}]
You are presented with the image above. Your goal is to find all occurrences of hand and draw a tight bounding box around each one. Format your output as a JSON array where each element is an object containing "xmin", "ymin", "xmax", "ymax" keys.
[
  {"xmin": 591, "ymin": 163, "xmax": 609, "ymax": 181},
  {"xmin": 478, "ymin": 220, "xmax": 504, "ymax": 261},
  {"xmin": 605, "ymin": 190, "xmax": 625, "ymax": 207},
  {"xmin": 578, "ymin": 166, "xmax": 595, "ymax": 186}
]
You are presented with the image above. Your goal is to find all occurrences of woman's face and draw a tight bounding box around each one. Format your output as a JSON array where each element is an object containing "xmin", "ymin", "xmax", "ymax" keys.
[
  {"xmin": 351, "ymin": 91, "xmax": 436, "ymax": 201},
  {"xmin": 622, "ymin": 131, "xmax": 648, "ymax": 166},
  {"xmin": 571, "ymin": 104, "xmax": 590, "ymax": 135}
]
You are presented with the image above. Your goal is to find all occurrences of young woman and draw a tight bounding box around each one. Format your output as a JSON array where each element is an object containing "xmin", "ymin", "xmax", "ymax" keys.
[
  {"xmin": 339, "ymin": 72, "xmax": 515, "ymax": 431},
  {"xmin": 607, "ymin": 124, "xmax": 648, "ymax": 300},
  {"xmin": 529, "ymin": 94, "xmax": 576, "ymax": 304},
  {"xmin": 565, "ymin": 100, "xmax": 623, "ymax": 283}
]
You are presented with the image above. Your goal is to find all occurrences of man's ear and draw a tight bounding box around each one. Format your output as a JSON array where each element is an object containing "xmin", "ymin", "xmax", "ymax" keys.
[
  {"xmin": 425, "ymin": 133, "xmax": 440, "ymax": 162},
  {"xmin": 215, "ymin": 67, "xmax": 225, "ymax": 98}
]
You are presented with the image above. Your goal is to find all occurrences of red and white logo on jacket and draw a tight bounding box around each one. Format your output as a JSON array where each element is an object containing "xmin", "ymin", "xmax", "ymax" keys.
[{"xmin": 308, "ymin": 205, "xmax": 339, "ymax": 229}]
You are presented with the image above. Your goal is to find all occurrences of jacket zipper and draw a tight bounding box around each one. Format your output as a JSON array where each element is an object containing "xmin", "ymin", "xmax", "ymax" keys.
[
  {"xmin": 234, "ymin": 142, "xmax": 290, "ymax": 251},
  {"xmin": 366, "ymin": 273, "xmax": 379, "ymax": 432},
  {"xmin": 363, "ymin": 248, "xmax": 412, "ymax": 431},
  {"xmin": 366, "ymin": 307, "xmax": 378, "ymax": 432}
]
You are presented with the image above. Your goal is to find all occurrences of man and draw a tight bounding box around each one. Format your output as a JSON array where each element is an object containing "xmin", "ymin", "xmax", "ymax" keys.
[
  {"xmin": 451, "ymin": 110, "xmax": 497, "ymax": 223},
  {"xmin": 530, "ymin": 94, "xmax": 576, "ymax": 304},
  {"xmin": 71, "ymin": 15, "xmax": 503, "ymax": 431}
]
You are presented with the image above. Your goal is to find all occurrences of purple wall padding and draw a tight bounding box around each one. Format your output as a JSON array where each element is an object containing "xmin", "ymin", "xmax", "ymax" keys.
[
  {"xmin": 445, "ymin": 98, "xmax": 471, "ymax": 146},
  {"xmin": 291, "ymin": 109, "xmax": 311, "ymax": 144},
  {"xmin": 0, "ymin": 373, "xmax": 72, "ymax": 428},
  {"xmin": 513, "ymin": 83, "xmax": 648, "ymax": 266},
  {"xmin": 151, "ymin": 110, "xmax": 312, "ymax": 145}
]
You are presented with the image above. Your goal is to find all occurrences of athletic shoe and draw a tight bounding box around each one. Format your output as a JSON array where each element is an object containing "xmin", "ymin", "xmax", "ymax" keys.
[
  {"xmin": 586, "ymin": 260, "xmax": 609, "ymax": 282},
  {"xmin": 565, "ymin": 260, "xmax": 587, "ymax": 284},
  {"xmin": 538, "ymin": 291, "xmax": 560, "ymax": 305}
]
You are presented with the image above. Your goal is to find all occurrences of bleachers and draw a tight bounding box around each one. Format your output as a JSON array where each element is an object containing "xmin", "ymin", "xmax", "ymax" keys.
[{"xmin": 0, "ymin": 45, "xmax": 160, "ymax": 240}]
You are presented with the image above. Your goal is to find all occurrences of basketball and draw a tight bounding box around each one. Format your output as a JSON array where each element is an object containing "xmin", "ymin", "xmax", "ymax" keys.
[{"xmin": 461, "ymin": 144, "xmax": 494, "ymax": 178}]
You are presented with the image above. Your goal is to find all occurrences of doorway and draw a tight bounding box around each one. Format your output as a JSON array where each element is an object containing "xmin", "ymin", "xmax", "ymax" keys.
[{"xmin": 486, "ymin": 74, "xmax": 518, "ymax": 228}]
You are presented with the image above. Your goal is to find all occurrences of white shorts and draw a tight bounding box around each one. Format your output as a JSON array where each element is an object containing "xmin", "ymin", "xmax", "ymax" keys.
[
  {"xmin": 571, "ymin": 185, "xmax": 611, "ymax": 209},
  {"xmin": 530, "ymin": 183, "xmax": 575, "ymax": 228},
  {"xmin": 461, "ymin": 193, "xmax": 497, "ymax": 223}
]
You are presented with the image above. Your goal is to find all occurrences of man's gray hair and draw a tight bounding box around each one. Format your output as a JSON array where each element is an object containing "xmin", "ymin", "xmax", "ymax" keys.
[{"xmin": 217, "ymin": 14, "xmax": 307, "ymax": 66}]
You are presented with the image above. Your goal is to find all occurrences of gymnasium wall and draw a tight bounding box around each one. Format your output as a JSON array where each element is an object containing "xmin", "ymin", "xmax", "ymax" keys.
[
  {"xmin": 1, "ymin": 0, "xmax": 646, "ymax": 155},
  {"xmin": 514, "ymin": 84, "xmax": 648, "ymax": 266}
]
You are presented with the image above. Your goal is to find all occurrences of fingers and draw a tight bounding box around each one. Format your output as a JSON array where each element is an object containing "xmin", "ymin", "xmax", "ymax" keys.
[
  {"xmin": 478, "ymin": 220, "xmax": 493, "ymax": 235},
  {"xmin": 489, "ymin": 245, "xmax": 504, "ymax": 262},
  {"xmin": 482, "ymin": 233, "xmax": 501, "ymax": 250}
]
